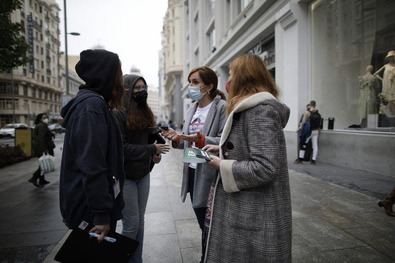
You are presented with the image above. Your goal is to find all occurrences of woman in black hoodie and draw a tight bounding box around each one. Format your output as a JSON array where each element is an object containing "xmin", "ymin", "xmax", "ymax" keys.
[
  {"xmin": 59, "ymin": 49, "xmax": 124, "ymax": 242},
  {"xmin": 113, "ymin": 74, "xmax": 169, "ymax": 263}
]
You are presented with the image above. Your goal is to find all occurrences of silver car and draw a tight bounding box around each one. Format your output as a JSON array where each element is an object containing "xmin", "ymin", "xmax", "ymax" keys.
[{"xmin": 0, "ymin": 123, "xmax": 29, "ymax": 138}]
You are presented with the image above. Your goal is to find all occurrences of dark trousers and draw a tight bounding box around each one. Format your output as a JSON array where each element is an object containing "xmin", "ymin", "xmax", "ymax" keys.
[{"xmin": 188, "ymin": 167, "xmax": 208, "ymax": 263}]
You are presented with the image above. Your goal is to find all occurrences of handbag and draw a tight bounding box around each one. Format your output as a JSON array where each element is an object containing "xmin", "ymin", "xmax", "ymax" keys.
[{"xmin": 39, "ymin": 153, "xmax": 55, "ymax": 173}]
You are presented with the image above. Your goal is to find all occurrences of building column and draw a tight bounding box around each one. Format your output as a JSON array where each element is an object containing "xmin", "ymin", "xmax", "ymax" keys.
[{"xmin": 174, "ymin": 73, "xmax": 183, "ymax": 129}]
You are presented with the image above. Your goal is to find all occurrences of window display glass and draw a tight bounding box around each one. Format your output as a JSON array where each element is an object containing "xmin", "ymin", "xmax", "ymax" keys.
[{"xmin": 311, "ymin": 0, "xmax": 395, "ymax": 131}]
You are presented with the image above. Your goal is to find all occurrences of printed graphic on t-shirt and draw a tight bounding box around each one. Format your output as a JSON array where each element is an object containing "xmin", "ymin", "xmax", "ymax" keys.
[
  {"xmin": 189, "ymin": 115, "xmax": 205, "ymax": 134},
  {"xmin": 188, "ymin": 102, "xmax": 213, "ymax": 169}
]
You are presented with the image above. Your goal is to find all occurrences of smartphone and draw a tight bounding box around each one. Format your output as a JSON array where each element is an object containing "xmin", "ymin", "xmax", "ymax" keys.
[{"xmin": 160, "ymin": 124, "xmax": 169, "ymax": 131}]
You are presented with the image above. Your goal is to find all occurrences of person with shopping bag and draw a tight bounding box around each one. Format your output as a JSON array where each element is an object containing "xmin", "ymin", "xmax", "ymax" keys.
[{"xmin": 29, "ymin": 113, "xmax": 55, "ymax": 187}]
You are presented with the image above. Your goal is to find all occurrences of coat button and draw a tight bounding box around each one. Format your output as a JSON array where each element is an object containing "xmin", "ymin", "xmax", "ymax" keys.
[{"xmin": 226, "ymin": 141, "xmax": 234, "ymax": 150}]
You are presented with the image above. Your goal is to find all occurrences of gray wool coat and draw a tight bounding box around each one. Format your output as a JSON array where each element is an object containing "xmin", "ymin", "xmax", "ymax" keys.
[
  {"xmin": 204, "ymin": 92, "xmax": 292, "ymax": 263},
  {"xmin": 178, "ymin": 95, "xmax": 227, "ymax": 208}
]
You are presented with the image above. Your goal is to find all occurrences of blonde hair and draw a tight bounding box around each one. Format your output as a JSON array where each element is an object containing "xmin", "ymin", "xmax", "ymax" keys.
[{"xmin": 227, "ymin": 54, "xmax": 278, "ymax": 114}]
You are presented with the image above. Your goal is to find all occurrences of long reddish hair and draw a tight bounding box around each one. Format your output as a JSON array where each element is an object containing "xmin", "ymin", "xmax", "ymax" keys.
[{"xmin": 227, "ymin": 54, "xmax": 278, "ymax": 114}]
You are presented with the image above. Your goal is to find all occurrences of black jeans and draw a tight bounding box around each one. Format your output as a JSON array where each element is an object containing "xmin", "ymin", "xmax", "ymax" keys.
[{"xmin": 188, "ymin": 167, "xmax": 208, "ymax": 263}]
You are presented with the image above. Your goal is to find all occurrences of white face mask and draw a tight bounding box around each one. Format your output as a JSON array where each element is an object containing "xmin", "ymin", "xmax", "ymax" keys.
[{"xmin": 43, "ymin": 118, "xmax": 49, "ymax": 124}]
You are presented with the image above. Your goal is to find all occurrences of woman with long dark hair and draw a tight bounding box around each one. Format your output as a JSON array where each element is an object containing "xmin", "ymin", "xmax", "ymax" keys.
[
  {"xmin": 113, "ymin": 74, "xmax": 169, "ymax": 263},
  {"xmin": 28, "ymin": 112, "xmax": 55, "ymax": 187},
  {"xmin": 161, "ymin": 66, "xmax": 227, "ymax": 263}
]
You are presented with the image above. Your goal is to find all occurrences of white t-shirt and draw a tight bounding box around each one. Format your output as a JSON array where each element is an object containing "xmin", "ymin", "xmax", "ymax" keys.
[{"xmin": 188, "ymin": 101, "xmax": 213, "ymax": 169}]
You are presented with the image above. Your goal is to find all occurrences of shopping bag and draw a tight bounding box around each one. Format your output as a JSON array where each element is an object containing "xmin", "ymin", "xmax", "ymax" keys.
[
  {"xmin": 38, "ymin": 154, "xmax": 55, "ymax": 173},
  {"xmin": 298, "ymin": 137, "xmax": 312, "ymax": 161}
]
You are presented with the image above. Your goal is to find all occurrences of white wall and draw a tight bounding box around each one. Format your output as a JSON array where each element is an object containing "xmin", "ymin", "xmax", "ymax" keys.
[{"xmin": 275, "ymin": 2, "xmax": 310, "ymax": 131}]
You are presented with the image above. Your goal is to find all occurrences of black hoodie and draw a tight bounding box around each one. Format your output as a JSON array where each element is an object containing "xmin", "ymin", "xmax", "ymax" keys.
[{"xmin": 59, "ymin": 49, "xmax": 124, "ymax": 229}]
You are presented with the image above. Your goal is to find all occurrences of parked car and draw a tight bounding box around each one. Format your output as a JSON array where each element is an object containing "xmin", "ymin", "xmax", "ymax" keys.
[
  {"xmin": 0, "ymin": 123, "xmax": 29, "ymax": 138},
  {"xmin": 48, "ymin": 123, "xmax": 66, "ymax": 134}
]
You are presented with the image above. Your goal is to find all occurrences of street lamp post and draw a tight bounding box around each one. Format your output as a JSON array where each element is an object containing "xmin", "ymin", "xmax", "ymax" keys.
[{"xmin": 63, "ymin": 0, "xmax": 79, "ymax": 96}]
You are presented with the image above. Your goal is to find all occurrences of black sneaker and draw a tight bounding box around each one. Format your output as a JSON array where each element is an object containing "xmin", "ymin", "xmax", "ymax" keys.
[
  {"xmin": 311, "ymin": 160, "xmax": 316, "ymax": 164},
  {"xmin": 294, "ymin": 159, "xmax": 302, "ymax": 164},
  {"xmin": 28, "ymin": 178, "xmax": 40, "ymax": 187},
  {"xmin": 39, "ymin": 179, "xmax": 50, "ymax": 186}
]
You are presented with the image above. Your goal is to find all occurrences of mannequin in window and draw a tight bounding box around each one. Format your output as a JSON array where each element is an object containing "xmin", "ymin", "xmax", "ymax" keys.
[
  {"xmin": 373, "ymin": 50, "xmax": 395, "ymax": 120},
  {"xmin": 358, "ymin": 65, "xmax": 377, "ymax": 126}
]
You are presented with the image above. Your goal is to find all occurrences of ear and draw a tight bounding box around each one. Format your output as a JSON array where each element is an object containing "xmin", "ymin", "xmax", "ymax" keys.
[{"xmin": 205, "ymin": 83, "xmax": 214, "ymax": 93}]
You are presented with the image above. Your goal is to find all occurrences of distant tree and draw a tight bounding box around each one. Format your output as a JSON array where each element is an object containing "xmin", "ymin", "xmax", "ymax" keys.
[{"xmin": 0, "ymin": 0, "xmax": 29, "ymax": 72}]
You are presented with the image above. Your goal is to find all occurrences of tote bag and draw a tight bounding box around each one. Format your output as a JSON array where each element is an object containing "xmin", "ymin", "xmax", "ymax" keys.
[{"xmin": 39, "ymin": 154, "xmax": 55, "ymax": 173}]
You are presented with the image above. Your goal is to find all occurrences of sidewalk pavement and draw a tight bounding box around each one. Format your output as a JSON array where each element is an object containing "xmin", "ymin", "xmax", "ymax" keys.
[
  {"xmin": 0, "ymin": 135, "xmax": 68, "ymax": 263},
  {"xmin": 48, "ymin": 148, "xmax": 395, "ymax": 263},
  {"xmin": 1, "ymin": 137, "xmax": 394, "ymax": 262}
]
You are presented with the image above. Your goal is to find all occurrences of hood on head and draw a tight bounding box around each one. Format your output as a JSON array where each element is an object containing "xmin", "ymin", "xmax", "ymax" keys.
[
  {"xmin": 75, "ymin": 49, "xmax": 120, "ymax": 102},
  {"xmin": 122, "ymin": 74, "xmax": 147, "ymax": 110}
]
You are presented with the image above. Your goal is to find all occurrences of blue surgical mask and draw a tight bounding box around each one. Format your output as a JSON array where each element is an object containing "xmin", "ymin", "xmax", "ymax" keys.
[{"xmin": 188, "ymin": 85, "xmax": 203, "ymax": 101}]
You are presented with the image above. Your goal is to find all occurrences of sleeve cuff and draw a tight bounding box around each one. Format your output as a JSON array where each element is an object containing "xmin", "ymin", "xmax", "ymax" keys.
[
  {"xmin": 150, "ymin": 144, "xmax": 157, "ymax": 155},
  {"xmin": 219, "ymin": 160, "xmax": 240, "ymax": 193},
  {"xmin": 93, "ymin": 213, "xmax": 111, "ymax": 226}
]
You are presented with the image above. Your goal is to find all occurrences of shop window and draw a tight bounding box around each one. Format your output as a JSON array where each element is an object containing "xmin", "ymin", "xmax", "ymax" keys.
[
  {"xmin": 0, "ymin": 82, "xmax": 18, "ymax": 95},
  {"xmin": 311, "ymin": 0, "xmax": 395, "ymax": 131},
  {"xmin": 236, "ymin": 0, "xmax": 251, "ymax": 15}
]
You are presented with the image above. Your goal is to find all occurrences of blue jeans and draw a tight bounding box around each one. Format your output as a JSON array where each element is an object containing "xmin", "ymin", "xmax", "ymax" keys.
[{"xmin": 122, "ymin": 175, "xmax": 150, "ymax": 263}]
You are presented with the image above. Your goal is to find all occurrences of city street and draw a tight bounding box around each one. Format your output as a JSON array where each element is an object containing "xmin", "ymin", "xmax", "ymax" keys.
[
  {"xmin": 0, "ymin": 137, "xmax": 15, "ymax": 147},
  {"xmin": 0, "ymin": 135, "xmax": 394, "ymax": 262}
]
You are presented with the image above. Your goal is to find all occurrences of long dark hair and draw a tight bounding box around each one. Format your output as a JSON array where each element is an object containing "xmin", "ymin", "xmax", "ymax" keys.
[
  {"xmin": 123, "ymin": 75, "xmax": 155, "ymax": 130},
  {"xmin": 188, "ymin": 66, "xmax": 226, "ymax": 100},
  {"xmin": 34, "ymin": 113, "xmax": 47, "ymax": 125}
]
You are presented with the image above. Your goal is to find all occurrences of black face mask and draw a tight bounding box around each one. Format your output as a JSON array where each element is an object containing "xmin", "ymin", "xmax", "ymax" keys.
[{"xmin": 132, "ymin": 90, "xmax": 148, "ymax": 106}]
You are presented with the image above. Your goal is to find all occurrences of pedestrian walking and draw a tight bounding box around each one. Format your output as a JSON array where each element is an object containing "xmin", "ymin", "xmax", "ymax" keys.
[
  {"xmin": 28, "ymin": 113, "xmax": 55, "ymax": 187},
  {"xmin": 204, "ymin": 54, "xmax": 292, "ymax": 263},
  {"xmin": 59, "ymin": 49, "xmax": 125, "ymax": 243},
  {"xmin": 113, "ymin": 74, "xmax": 170, "ymax": 263},
  {"xmin": 161, "ymin": 66, "xmax": 227, "ymax": 263},
  {"xmin": 295, "ymin": 104, "xmax": 311, "ymax": 164},
  {"xmin": 378, "ymin": 187, "xmax": 395, "ymax": 217},
  {"xmin": 309, "ymin": 100, "xmax": 322, "ymax": 164}
]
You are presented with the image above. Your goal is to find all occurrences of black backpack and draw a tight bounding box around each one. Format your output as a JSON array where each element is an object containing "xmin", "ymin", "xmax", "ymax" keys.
[{"xmin": 309, "ymin": 110, "xmax": 322, "ymax": 130}]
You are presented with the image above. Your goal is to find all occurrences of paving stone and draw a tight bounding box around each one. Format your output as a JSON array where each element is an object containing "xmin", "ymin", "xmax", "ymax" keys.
[
  {"xmin": 143, "ymin": 234, "xmax": 182, "ymax": 263},
  {"xmin": 145, "ymin": 212, "xmax": 176, "ymax": 236},
  {"xmin": 180, "ymin": 247, "xmax": 202, "ymax": 263},
  {"xmin": 175, "ymin": 219, "xmax": 201, "ymax": 249}
]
